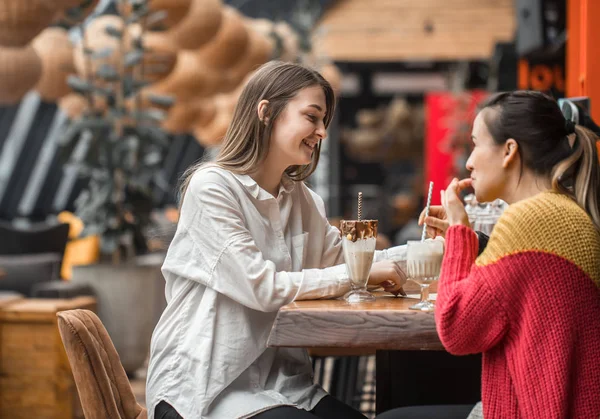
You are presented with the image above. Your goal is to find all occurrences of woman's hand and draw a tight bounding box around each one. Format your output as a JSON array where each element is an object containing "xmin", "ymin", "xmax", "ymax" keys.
[
  {"xmin": 368, "ymin": 260, "xmax": 407, "ymax": 296},
  {"xmin": 418, "ymin": 205, "xmax": 449, "ymax": 238},
  {"xmin": 441, "ymin": 178, "xmax": 472, "ymax": 228}
]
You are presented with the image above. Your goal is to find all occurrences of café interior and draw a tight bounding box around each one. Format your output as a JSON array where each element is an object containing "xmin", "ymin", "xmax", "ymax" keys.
[{"xmin": 0, "ymin": 0, "xmax": 598, "ymax": 418}]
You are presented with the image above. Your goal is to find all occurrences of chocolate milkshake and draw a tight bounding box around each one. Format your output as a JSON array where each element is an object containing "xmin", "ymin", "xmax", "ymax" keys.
[{"xmin": 340, "ymin": 219, "xmax": 378, "ymax": 303}]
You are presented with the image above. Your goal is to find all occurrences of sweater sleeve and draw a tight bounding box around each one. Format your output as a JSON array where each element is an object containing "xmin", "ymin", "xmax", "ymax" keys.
[{"xmin": 435, "ymin": 225, "xmax": 509, "ymax": 355}]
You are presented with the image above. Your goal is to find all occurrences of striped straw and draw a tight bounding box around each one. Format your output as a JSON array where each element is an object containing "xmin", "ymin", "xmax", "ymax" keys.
[
  {"xmin": 421, "ymin": 181, "xmax": 434, "ymax": 242},
  {"xmin": 357, "ymin": 192, "xmax": 363, "ymax": 221}
]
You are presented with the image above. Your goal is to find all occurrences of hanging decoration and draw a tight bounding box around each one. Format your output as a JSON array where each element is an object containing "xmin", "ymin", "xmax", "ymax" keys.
[
  {"xmin": 32, "ymin": 27, "xmax": 77, "ymax": 101},
  {"xmin": 225, "ymin": 20, "xmax": 274, "ymax": 89},
  {"xmin": 195, "ymin": 6, "xmax": 249, "ymax": 71},
  {"xmin": 55, "ymin": 0, "xmax": 100, "ymax": 27},
  {"xmin": 128, "ymin": 25, "xmax": 178, "ymax": 83},
  {"xmin": 162, "ymin": 98, "xmax": 216, "ymax": 134},
  {"xmin": 0, "ymin": 0, "xmax": 58, "ymax": 47},
  {"xmin": 165, "ymin": 0, "xmax": 222, "ymax": 50},
  {"xmin": 144, "ymin": 51, "xmax": 222, "ymax": 102},
  {"xmin": 193, "ymin": 93, "xmax": 235, "ymax": 146},
  {"xmin": 0, "ymin": 45, "xmax": 42, "ymax": 105}
]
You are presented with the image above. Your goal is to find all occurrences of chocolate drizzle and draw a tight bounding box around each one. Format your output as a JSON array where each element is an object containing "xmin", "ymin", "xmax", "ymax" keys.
[{"xmin": 340, "ymin": 220, "xmax": 378, "ymax": 242}]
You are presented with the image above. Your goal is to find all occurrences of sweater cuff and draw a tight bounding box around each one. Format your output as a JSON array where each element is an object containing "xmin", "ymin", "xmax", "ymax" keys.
[{"xmin": 441, "ymin": 225, "xmax": 479, "ymax": 281}]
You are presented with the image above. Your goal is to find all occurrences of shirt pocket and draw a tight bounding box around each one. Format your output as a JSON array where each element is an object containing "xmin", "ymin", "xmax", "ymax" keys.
[{"xmin": 291, "ymin": 232, "xmax": 309, "ymax": 272}]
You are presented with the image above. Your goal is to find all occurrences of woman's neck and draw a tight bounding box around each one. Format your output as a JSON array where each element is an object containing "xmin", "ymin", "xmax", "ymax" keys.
[
  {"xmin": 502, "ymin": 170, "xmax": 552, "ymax": 204},
  {"xmin": 250, "ymin": 155, "xmax": 286, "ymax": 197}
]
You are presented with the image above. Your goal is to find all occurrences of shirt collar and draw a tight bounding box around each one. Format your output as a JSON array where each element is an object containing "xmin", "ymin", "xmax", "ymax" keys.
[{"xmin": 232, "ymin": 172, "xmax": 296, "ymax": 201}]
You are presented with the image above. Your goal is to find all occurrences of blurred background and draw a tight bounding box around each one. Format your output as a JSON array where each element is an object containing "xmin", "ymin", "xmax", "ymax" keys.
[{"xmin": 0, "ymin": 0, "xmax": 597, "ymax": 417}]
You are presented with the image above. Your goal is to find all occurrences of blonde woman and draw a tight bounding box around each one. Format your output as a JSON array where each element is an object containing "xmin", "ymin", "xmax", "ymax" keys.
[{"xmin": 146, "ymin": 61, "xmax": 408, "ymax": 419}]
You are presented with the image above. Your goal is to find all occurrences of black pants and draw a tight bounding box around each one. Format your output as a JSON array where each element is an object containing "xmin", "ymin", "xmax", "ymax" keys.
[
  {"xmin": 376, "ymin": 405, "xmax": 475, "ymax": 419},
  {"xmin": 155, "ymin": 396, "xmax": 366, "ymax": 419},
  {"xmin": 155, "ymin": 401, "xmax": 184, "ymax": 419},
  {"xmin": 252, "ymin": 396, "xmax": 366, "ymax": 418}
]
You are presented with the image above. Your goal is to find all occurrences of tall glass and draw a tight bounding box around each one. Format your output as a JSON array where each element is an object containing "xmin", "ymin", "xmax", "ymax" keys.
[
  {"xmin": 406, "ymin": 240, "xmax": 444, "ymax": 312},
  {"xmin": 341, "ymin": 220, "xmax": 378, "ymax": 303}
]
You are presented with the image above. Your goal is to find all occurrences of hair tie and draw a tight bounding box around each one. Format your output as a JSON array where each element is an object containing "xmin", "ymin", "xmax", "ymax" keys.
[{"xmin": 565, "ymin": 119, "xmax": 576, "ymax": 135}]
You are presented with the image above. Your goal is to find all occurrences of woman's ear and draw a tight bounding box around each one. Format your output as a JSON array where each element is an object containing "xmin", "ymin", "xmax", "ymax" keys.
[
  {"xmin": 502, "ymin": 138, "xmax": 519, "ymax": 169},
  {"xmin": 257, "ymin": 100, "xmax": 270, "ymax": 124}
]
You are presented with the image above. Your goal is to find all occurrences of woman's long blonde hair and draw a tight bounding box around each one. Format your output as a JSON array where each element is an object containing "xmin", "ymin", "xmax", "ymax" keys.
[{"xmin": 179, "ymin": 61, "xmax": 336, "ymax": 203}]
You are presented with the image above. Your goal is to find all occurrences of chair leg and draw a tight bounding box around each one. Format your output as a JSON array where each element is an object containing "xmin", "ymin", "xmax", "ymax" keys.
[{"xmin": 345, "ymin": 356, "xmax": 360, "ymax": 408}]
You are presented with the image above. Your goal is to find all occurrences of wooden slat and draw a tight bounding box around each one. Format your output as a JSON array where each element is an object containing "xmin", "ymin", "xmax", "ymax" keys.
[
  {"xmin": 0, "ymin": 297, "xmax": 95, "ymax": 418},
  {"xmin": 313, "ymin": 0, "xmax": 515, "ymax": 61},
  {"xmin": 268, "ymin": 293, "xmax": 443, "ymax": 351},
  {"xmin": 0, "ymin": 297, "xmax": 96, "ymax": 323}
]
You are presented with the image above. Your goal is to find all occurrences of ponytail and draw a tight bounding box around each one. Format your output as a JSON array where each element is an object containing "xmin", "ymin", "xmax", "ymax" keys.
[{"xmin": 552, "ymin": 125, "xmax": 600, "ymax": 232}]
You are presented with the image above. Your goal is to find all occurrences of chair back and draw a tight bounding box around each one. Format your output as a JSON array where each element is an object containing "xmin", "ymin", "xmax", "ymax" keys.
[
  {"xmin": 0, "ymin": 221, "xmax": 70, "ymax": 256},
  {"xmin": 56, "ymin": 309, "xmax": 147, "ymax": 419}
]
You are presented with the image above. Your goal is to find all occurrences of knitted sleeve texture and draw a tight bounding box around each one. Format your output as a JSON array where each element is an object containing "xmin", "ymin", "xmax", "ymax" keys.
[{"xmin": 435, "ymin": 191, "xmax": 600, "ymax": 356}]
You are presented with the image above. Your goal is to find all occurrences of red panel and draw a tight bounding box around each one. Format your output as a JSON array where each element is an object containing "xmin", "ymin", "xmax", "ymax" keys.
[{"xmin": 424, "ymin": 91, "xmax": 488, "ymax": 205}]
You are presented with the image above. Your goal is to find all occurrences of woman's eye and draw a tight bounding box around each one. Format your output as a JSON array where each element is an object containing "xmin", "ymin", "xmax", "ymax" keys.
[{"xmin": 307, "ymin": 115, "xmax": 317, "ymax": 122}]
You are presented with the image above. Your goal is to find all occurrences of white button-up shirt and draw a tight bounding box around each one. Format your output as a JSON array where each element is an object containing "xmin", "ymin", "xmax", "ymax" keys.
[{"xmin": 146, "ymin": 165, "xmax": 406, "ymax": 419}]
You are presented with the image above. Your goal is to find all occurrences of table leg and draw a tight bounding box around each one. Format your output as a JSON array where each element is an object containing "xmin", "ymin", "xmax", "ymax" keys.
[{"xmin": 375, "ymin": 350, "xmax": 482, "ymax": 414}]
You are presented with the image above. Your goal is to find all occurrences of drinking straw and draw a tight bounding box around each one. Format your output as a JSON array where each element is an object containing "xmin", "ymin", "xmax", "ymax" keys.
[
  {"xmin": 357, "ymin": 192, "xmax": 363, "ymax": 221},
  {"xmin": 421, "ymin": 181, "xmax": 434, "ymax": 242}
]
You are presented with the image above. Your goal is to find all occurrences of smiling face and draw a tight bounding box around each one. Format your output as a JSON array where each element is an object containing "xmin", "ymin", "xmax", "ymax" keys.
[
  {"xmin": 265, "ymin": 85, "xmax": 327, "ymax": 168},
  {"xmin": 466, "ymin": 109, "xmax": 509, "ymax": 202}
]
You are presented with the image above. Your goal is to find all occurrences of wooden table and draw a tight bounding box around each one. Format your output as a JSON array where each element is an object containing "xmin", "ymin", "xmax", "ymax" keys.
[
  {"xmin": 268, "ymin": 293, "xmax": 443, "ymax": 350},
  {"xmin": 268, "ymin": 293, "xmax": 482, "ymax": 413}
]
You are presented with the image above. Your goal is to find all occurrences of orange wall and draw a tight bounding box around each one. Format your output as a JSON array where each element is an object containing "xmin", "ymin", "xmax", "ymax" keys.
[{"xmin": 566, "ymin": 0, "xmax": 600, "ymax": 122}]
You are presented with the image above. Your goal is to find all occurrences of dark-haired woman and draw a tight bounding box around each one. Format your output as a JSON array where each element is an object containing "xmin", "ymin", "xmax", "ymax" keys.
[{"xmin": 379, "ymin": 91, "xmax": 600, "ymax": 419}]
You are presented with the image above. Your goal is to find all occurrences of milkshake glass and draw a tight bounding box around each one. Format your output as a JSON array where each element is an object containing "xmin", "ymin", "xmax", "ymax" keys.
[
  {"xmin": 340, "ymin": 220, "xmax": 378, "ymax": 303},
  {"xmin": 406, "ymin": 239, "xmax": 444, "ymax": 311}
]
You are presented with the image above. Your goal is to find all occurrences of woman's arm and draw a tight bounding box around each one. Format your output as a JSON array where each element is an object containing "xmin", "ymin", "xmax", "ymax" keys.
[
  {"xmin": 165, "ymin": 177, "xmax": 351, "ymax": 313},
  {"xmin": 435, "ymin": 225, "xmax": 509, "ymax": 355},
  {"xmin": 376, "ymin": 245, "xmax": 407, "ymax": 262}
]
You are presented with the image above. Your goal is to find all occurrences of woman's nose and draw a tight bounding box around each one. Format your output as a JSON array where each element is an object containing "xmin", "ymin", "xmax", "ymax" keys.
[
  {"xmin": 315, "ymin": 122, "xmax": 327, "ymax": 140},
  {"xmin": 465, "ymin": 152, "xmax": 474, "ymax": 171}
]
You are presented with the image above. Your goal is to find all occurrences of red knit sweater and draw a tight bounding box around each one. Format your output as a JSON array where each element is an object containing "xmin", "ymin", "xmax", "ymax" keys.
[{"xmin": 436, "ymin": 191, "xmax": 600, "ymax": 418}]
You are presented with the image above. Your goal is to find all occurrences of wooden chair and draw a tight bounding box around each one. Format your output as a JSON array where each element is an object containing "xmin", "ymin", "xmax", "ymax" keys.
[{"xmin": 56, "ymin": 309, "xmax": 147, "ymax": 419}]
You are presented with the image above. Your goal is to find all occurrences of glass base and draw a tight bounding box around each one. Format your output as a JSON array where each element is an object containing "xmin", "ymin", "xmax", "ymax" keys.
[
  {"xmin": 344, "ymin": 288, "xmax": 376, "ymax": 303},
  {"xmin": 409, "ymin": 300, "xmax": 435, "ymax": 312}
]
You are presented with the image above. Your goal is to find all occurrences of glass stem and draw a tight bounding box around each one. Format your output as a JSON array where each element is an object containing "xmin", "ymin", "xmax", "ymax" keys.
[{"xmin": 420, "ymin": 283, "xmax": 430, "ymax": 303}]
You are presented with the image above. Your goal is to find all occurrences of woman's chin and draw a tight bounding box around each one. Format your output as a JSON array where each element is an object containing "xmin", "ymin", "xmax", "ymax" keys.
[
  {"xmin": 474, "ymin": 190, "xmax": 486, "ymax": 203},
  {"xmin": 475, "ymin": 190, "xmax": 499, "ymax": 204},
  {"xmin": 297, "ymin": 153, "xmax": 313, "ymax": 166}
]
